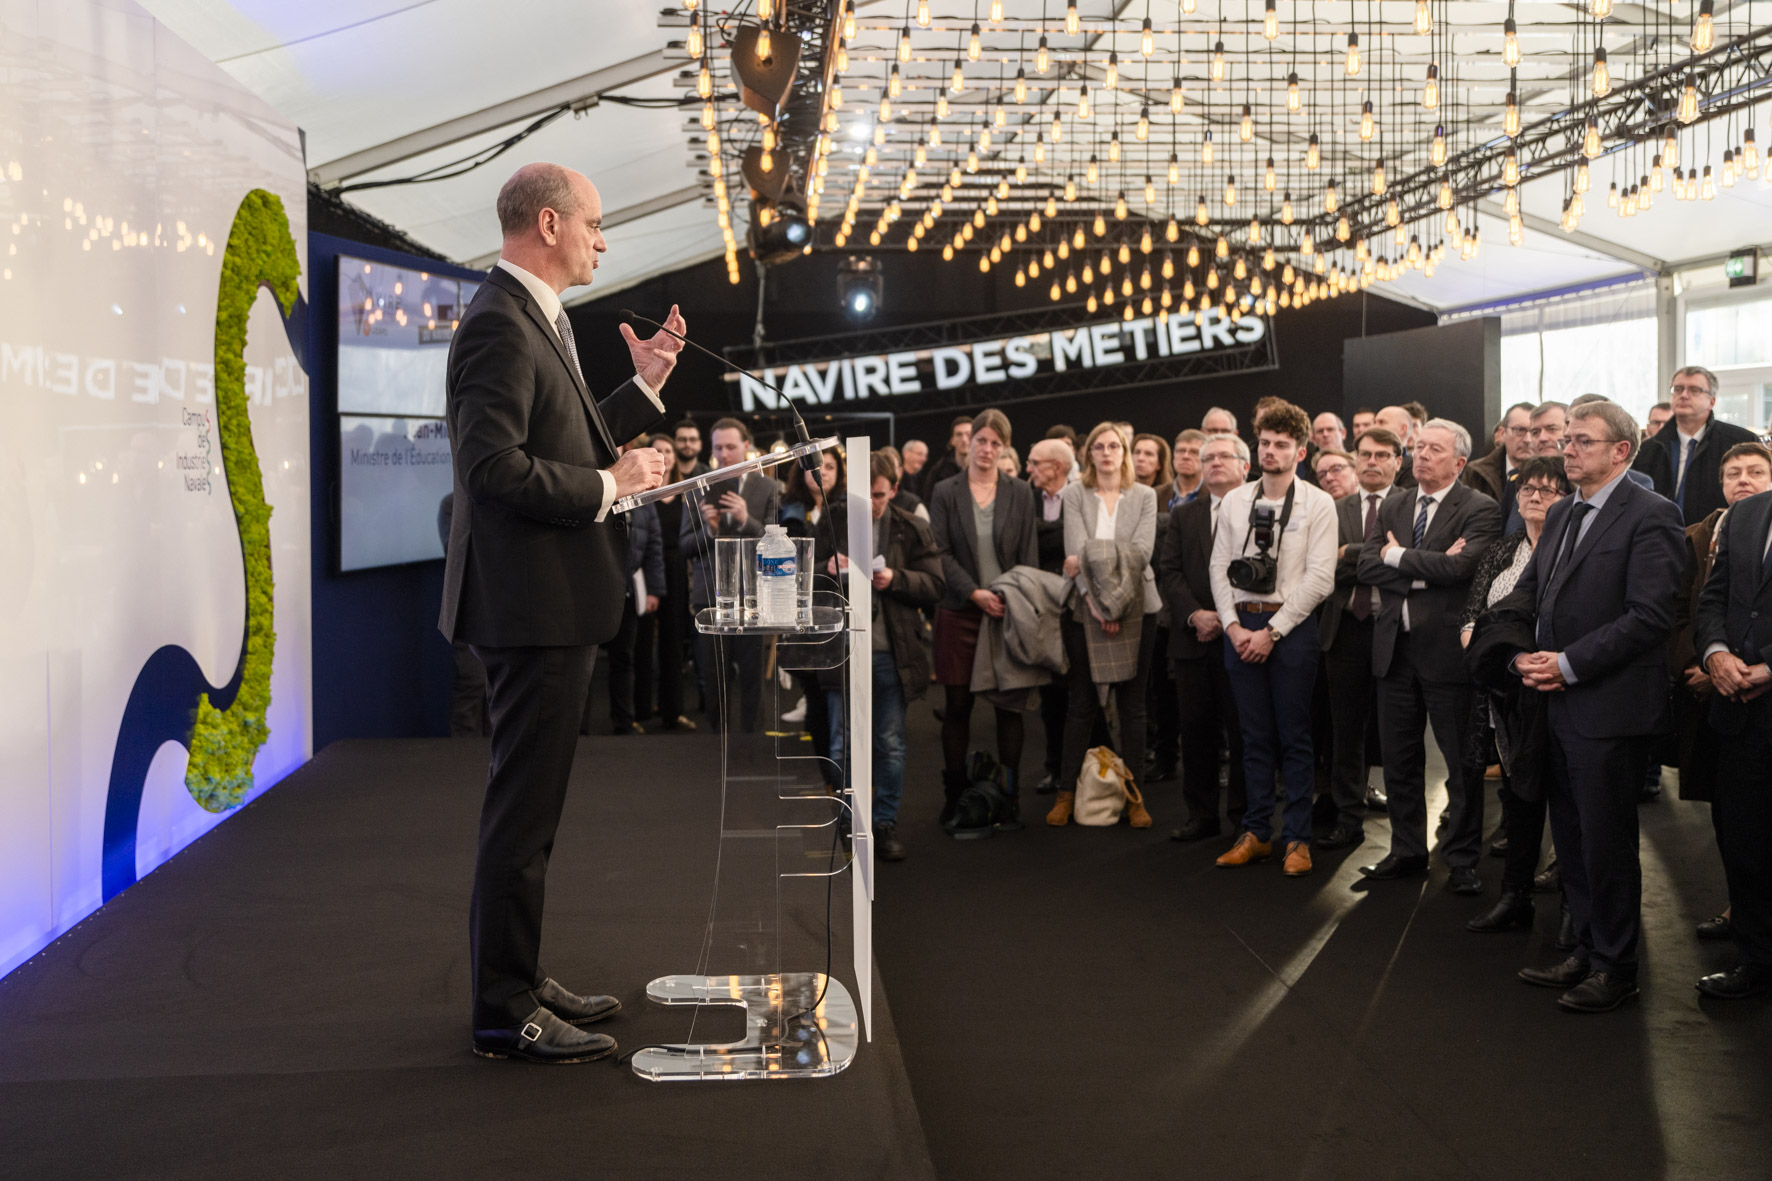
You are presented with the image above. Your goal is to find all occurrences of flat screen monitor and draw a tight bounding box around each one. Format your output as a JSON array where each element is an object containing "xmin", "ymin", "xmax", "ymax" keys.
[{"xmin": 336, "ymin": 254, "xmax": 480, "ymax": 571}]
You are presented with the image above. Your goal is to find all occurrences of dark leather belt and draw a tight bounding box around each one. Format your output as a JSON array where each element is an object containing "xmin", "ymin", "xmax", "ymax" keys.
[{"xmin": 1237, "ymin": 601, "xmax": 1285, "ymax": 613}]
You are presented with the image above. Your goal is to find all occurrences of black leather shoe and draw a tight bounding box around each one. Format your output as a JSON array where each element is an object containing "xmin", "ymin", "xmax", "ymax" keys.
[
  {"xmin": 1364, "ymin": 787, "xmax": 1389, "ymax": 813},
  {"xmin": 1169, "ymin": 817, "xmax": 1222, "ymax": 842},
  {"xmin": 1034, "ymin": 772, "xmax": 1060, "ymax": 796},
  {"xmin": 1318, "ymin": 822, "xmax": 1365, "ymax": 850},
  {"xmin": 1359, "ymin": 854, "xmax": 1428, "ymax": 880},
  {"xmin": 1519, "ymin": 956, "xmax": 1590, "ymax": 990},
  {"xmin": 1556, "ymin": 900, "xmax": 1578, "ymax": 952},
  {"xmin": 1488, "ymin": 834, "xmax": 1510, "ymax": 858},
  {"xmin": 535, "ymin": 978, "xmax": 621, "ymax": 1026},
  {"xmin": 473, "ymin": 1007, "xmax": 617, "ymax": 1063},
  {"xmin": 1696, "ymin": 912, "xmax": 1734, "ymax": 940},
  {"xmin": 1533, "ymin": 860, "xmax": 1560, "ymax": 893},
  {"xmin": 1558, "ymin": 972, "xmax": 1638, "ymax": 1013},
  {"xmin": 1467, "ymin": 890, "xmax": 1535, "ymax": 933},
  {"xmin": 1695, "ymin": 963, "xmax": 1772, "ymax": 999},
  {"xmin": 877, "ymin": 822, "xmax": 906, "ymax": 862},
  {"xmin": 1446, "ymin": 866, "xmax": 1484, "ymax": 895}
]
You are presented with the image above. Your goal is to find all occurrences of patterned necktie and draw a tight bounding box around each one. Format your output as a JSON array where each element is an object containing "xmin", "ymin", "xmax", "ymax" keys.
[{"xmin": 1413, "ymin": 493, "xmax": 1431, "ymax": 547}]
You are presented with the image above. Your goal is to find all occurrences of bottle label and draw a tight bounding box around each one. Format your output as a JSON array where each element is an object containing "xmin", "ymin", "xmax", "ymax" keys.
[{"xmin": 758, "ymin": 556, "xmax": 796, "ymax": 577}]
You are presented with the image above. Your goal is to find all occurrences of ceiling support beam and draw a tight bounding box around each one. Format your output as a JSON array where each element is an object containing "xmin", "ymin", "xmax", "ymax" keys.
[
  {"xmin": 309, "ymin": 49, "xmax": 674, "ymax": 187},
  {"xmin": 461, "ymin": 184, "xmax": 707, "ymax": 271},
  {"xmin": 1476, "ymin": 201, "xmax": 1669, "ymax": 274}
]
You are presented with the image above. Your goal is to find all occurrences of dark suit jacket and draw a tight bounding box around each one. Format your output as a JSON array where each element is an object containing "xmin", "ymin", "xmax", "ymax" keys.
[
  {"xmin": 1156, "ymin": 497, "xmax": 1216, "ymax": 660},
  {"xmin": 1356, "ymin": 481, "xmax": 1501, "ymax": 681},
  {"xmin": 1500, "ymin": 473, "xmax": 1686, "ymax": 740},
  {"xmin": 1693, "ymin": 488, "xmax": 1772, "ymax": 737},
  {"xmin": 1633, "ymin": 411, "xmax": 1762, "ymax": 526},
  {"xmin": 439, "ymin": 266, "xmax": 663, "ymax": 647},
  {"xmin": 1317, "ymin": 491, "xmax": 1367, "ymax": 651},
  {"xmin": 927, "ymin": 472, "xmax": 1038, "ymax": 611},
  {"xmin": 624, "ymin": 502, "xmax": 665, "ymax": 599}
]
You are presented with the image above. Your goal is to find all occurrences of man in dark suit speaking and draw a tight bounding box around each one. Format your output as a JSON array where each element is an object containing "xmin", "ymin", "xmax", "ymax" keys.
[{"xmin": 440, "ymin": 162, "xmax": 681, "ymax": 1063}]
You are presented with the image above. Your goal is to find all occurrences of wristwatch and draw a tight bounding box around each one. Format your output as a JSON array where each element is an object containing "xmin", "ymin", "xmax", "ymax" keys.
[{"xmin": 1266, "ymin": 625, "xmax": 1283, "ymax": 645}]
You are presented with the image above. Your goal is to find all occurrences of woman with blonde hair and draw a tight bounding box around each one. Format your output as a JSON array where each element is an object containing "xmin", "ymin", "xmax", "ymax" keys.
[{"xmin": 1047, "ymin": 422, "xmax": 1161, "ymax": 827}]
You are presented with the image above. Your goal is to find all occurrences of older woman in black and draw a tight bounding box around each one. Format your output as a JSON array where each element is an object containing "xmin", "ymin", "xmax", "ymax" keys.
[
  {"xmin": 1459, "ymin": 455, "xmax": 1572, "ymax": 934},
  {"xmin": 928, "ymin": 409, "xmax": 1039, "ymax": 828}
]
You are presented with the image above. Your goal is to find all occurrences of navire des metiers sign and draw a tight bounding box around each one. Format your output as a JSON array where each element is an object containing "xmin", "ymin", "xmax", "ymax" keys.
[{"xmin": 726, "ymin": 305, "xmax": 1276, "ymax": 413}]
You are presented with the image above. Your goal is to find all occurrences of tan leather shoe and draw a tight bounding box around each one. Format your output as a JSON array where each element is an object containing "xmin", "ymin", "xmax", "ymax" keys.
[
  {"xmin": 1215, "ymin": 832, "xmax": 1272, "ymax": 866},
  {"xmin": 1282, "ymin": 840, "xmax": 1312, "ymax": 876},
  {"xmin": 1046, "ymin": 790, "xmax": 1074, "ymax": 826},
  {"xmin": 1126, "ymin": 798, "xmax": 1153, "ymax": 828}
]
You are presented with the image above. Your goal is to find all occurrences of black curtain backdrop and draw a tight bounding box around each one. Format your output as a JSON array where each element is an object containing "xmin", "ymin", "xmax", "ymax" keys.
[{"xmin": 567, "ymin": 250, "xmax": 1435, "ymax": 454}]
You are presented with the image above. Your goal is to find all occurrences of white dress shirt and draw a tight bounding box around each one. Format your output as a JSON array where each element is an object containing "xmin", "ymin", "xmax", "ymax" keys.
[
  {"xmin": 1209, "ymin": 476, "xmax": 1338, "ymax": 638},
  {"xmin": 1382, "ymin": 482, "xmax": 1451, "ymax": 631},
  {"xmin": 495, "ymin": 258, "xmax": 664, "ymax": 522}
]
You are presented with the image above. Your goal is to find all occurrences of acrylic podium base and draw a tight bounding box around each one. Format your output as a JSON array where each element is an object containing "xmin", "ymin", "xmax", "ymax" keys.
[{"xmin": 629, "ymin": 973, "xmax": 860, "ymax": 1081}]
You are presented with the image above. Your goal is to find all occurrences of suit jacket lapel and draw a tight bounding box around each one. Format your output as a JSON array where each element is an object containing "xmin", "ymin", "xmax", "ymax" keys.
[
  {"xmin": 486, "ymin": 268, "xmax": 618, "ymax": 458},
  {"xmin": 1559, "ymin": 479, "xmax": 1632, "ymax": 582},
  {"xmin": 1422, "ymin": 482, "xmax": 1466, "ymax": 549}
]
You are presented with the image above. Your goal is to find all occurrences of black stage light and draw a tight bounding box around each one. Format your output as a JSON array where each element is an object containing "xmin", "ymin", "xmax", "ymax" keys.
[
  {"xmin": 837, "ymin": 255, "xmax": 882, "ymax": 320},
  {"xmin": 748, "ymin": 197, "xmax": 811, "ymax": 263}
]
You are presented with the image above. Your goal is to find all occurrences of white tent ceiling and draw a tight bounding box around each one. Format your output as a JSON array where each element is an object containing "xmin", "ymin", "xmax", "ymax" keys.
[{"xmin": 139, "ymin": 1, "xmax": 1772, "ymax": 311}]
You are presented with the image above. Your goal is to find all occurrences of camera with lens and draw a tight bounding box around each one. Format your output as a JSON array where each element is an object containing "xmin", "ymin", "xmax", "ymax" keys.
[{"xmin": 1227, "ymin": 503, "xmax": 1280, "ymax": 593}]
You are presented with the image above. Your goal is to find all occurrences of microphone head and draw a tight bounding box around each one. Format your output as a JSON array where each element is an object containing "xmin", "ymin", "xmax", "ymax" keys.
[{"xmin": 619, "ymin": 308, "xmax": 636, "ymax": 324}]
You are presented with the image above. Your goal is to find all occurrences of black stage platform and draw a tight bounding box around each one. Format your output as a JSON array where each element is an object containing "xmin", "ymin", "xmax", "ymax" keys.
[{"xmin": 4, "ymin": 703, "xmax": 1771, "ymax": 1180}]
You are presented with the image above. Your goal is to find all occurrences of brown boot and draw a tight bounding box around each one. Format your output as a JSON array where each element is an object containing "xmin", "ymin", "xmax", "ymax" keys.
[
  {"xmin": 1046, "ymin": 791, "xmax": 1074, "ymax": 826},
  {"xmin": 1215, "ymin": 832, "xmax": 1272, "ymax": 866},
  {"xmin": 1126, "ymin": 798, "xmax": 1153, "ymax": 828},
  {"xmin": 1282, "ymin": 840, "xmax": 1313, "ymax": 876}
]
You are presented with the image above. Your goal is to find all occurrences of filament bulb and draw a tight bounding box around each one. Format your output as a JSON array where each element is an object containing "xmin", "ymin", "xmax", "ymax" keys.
[
  {"xmin": 1422, "ymin": 64, "xmax": 1439, "ymax": 111},
  {"xmin": 1592, "ymin": 47, "xmax": 1609, "ymax": 97},
  {"xmin": 1306, "ymin": 133, "xmax": 1320, "ymax": 171},
  {"xmin": 1431, "ymin": 125, "xmax": 1447, "ymax": 167},
  {"xmin": 1141, "ymin": 17, "xmax": 1155, "ymax": 57},
  {"xmin": 1287, "ymin": 72, "xmax": 1301, "ymax": 114},
  {"xmin": 1211, "ymin": 40, "xmax": 1227, "ymax": 81},
  {"xmin": 1035, "ymin": 35, "xmax": 1050, "ymax": 73},
  {"xmin": 1065, "ymin": 1, "xmax": 1079, "ymax": 35},
  {"xmin": 1414, "ymin": 0, "xmax": 1432, "ymax": 36},
  {"xmin": 1240, "ymin": 104, "xmax": 1254, "ymax": 142},
  {"xmin": 1346, "ymin": 31, "xmax": 1361, "ymax": 76},
  {"xmin": 1693, "ymin": 0, "xmax": 1715, "ymax": 53},
  {"xmin": 1503, "ymin": 18, "xmax": 1521, "ymax": 68},
  {"xmin": 1263, "ymin": 0, "xmax": 1279, "ymax": 41}
]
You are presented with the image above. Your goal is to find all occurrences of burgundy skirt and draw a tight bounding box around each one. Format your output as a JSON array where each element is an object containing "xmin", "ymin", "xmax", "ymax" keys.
[{"xmin": 932, "ymin": 606, "xmax": 982, "ymax": 686}]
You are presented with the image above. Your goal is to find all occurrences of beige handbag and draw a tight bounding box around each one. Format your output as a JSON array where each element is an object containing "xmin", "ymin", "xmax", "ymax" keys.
[{"xmin": 1073, "ymin": 746, "xmax": 1142, "ymax": 826}]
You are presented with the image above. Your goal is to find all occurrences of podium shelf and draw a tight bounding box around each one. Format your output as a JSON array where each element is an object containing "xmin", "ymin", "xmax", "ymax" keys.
[{"xmin": 695, "ymin": 605, "xmax": 847, "ymax": 636}]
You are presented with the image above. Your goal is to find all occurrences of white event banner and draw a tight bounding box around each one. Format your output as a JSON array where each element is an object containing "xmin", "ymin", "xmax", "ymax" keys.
[{"xmin": 0, "ymin": 0, "xmax": 312, "ymax": 979}]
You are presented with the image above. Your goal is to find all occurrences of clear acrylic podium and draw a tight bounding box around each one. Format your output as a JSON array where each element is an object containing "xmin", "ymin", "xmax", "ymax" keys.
[{"xmin": 614, "ymin": 435, "xmax": 874, "ymax": 1081}]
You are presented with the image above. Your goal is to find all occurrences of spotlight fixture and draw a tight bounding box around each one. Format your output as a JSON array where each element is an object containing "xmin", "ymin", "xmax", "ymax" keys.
[{"xmin": 837, "ymin": 255, "xmax": 883, "ymax": 320}]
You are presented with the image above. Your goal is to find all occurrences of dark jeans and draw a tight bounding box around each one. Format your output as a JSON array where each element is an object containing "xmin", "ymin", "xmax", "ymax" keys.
[
  {"xmin": 1547, "ymin": 729, "xmax": 1648, "ymax": 979},
  {"xmin": 1377, "ymin": 635, "xmax": 1479, "ymax": 868},
  {"xmin": 1222, "ymin": 610, "xmax": 1319, "ymax": 845},
  {"xmin": 1175, "ymin": 646, "xmax": 1246, "ymax": 828},
  {"xmin": 467, "ymin": 643, "xmax": 597, "ymax": 1029},
  {"xmin": 1715, "ymin": 720, "xmax": 1772, "ymax": 966},
  {"xmin": 829, "ymin": 650, "xmax": 910, "ymax": 829},
  {"xmin": 694, "ymin": 632, "xmax": 762, "ymax": 733},
  {"xmin": 1059, "ymin": 612, "xmax": 1156, "ymax": 792},
  {"xmin": 1323, "ymin": 611, "xmax": 1376, "ymax": 827},
  {"xmin": 633, "ymin": 593, "xmax": 687, "ymax": 723},
  {"xmin": 449, "ymin": 639, "xmax": 489, "ymax": 737}
]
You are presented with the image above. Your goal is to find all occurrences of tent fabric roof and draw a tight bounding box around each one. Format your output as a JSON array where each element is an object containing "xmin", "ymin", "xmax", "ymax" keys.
[{"xmin": 140, "ymin": 1, "xmax": 1772, "ymax": 309}]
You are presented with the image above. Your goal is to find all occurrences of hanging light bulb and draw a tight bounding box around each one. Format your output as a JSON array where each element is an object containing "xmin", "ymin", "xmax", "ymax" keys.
[
  {"xmin": 1744, "ymin": 129, "xmax": 1760, "ymax": 178},
  {"xmin": 1438, "ymin": 178, "xmax": 1454, "ymax": 209},
  {"xmin": 1360, "ymin": 100, "xmax": 1376, "ymax": 140},
  {"xmin": 1033, "ymin": 36, "xmax": 1051, "ymax": 76},
  {"xmin": 759, "ymin": 147, "xmax": 774, "ymax": 172},
  {"xmin": 1693, "ymin": 0, "xmax": 1715, "ymax": 53},
  {"xmin": 1583, "ymin": 118, "xmax": 1602, "ymax": 159},
  {"xmin": 878, "ymin": 90, "xmax": 891, "ymax": 120},
  {"xmin": 1162, "ymin": 252, "xmax": 1175, "ymax": 279},
  {"xmin": 1306, "ymin": 133, "xmax": 1321, "ymax": 170},
  {"xmin": 1431, "ymin": 124, "xmax": 1447, "ymax": 167},
  {"xmin": 1144, "ymin": 175, "xmax": 1157, "ymax": 204},
  {"xmin": 1335, "ymin": 215, "xmax": 1351, "ymax": 241},
  {"xmin": 989, "ymin": 0, "xmax": 1003, "ymax": 20},
  {"xmin": 1165, "ymin": 216, "xmax": 1179, "ymax": 242},
  {"xmin": 1223, "ymin": 175, "xmax": 1237, "ymax": 207},
  {"xmin": 1141, "ymin": 16, "xmax": 1155, "ymax": 57},
  {"xmin": 1664, "ymin": 127, "xmax": 1680, "ymax": 168},
  {"xmin": 968, "ymin": 22, "xmax": 981, "ymax": 60},
  {"xmin": 1678, "ymin": 79, "xmax": 1699, "ymax": 124},
  {"xmin": 1503, "ymin": 148, "xmax": 1520, "ymax": 186},
  {"xmin": 1211, "ymin": 40, "xmax": 1226, "ymax": 81},
  {"xmin": 1118, "ymin": 242, "xmax": 1131, "ymax": 265},
  {"xmin": 1608, "ymin": 180, "xmax": 1621, "ymax": 207},
  {"xmin": 1280, "ymin": 193, "xmax": 1295, "ymax": 224},
  {"xmin": 696, "ymin": 63, "xmax": 713, "ymax": 99},
  {"xmin": 916, "ymin": 0, "xmax": 930, "ymax": 25},
  {"xmin": 1503, "ymin": 16, "xmax": 1521, "ymax": 68},
  {"xmin": 1240, "ymin": 105, "xmax": 1254, "ymax": 142},
  {"xmin": 1574, "ymin": 161, "xmax": 1590, "ymax": 193},
  {"xmin": 888, "ymin": 65, "xmax": 902, "ymax": 98},
  {"xmin": 1093, "ymin": 211, "xmax": 1107, "ymax": 236},
  {"xmin": 1105, "ymin": 51, "xmax": 1119, "ymax": 90},
  {"xmin": 1195, "ymin": 195, "xmax": 1210, "ymax": 225},
  {"xmin": 1702, "ymin": 164, "xmax": 1717, "ymax": 199},
  {"xmin": 1423, "ymin": 64, "xmax": 1440, "ymax": 110},
  {"xmin": 1115, "ymin": 191, "xmax": 1128, "ymax": 219},
  {"xmin": 1201, "ymin": 130, "xmax": 1213, "ymax": 166},
  {"xmin": 1285, "ymin": 71, "xmax": 1302, "ymax": 115},
  {"xmin": 1345, "ymin": 31, "xmax": 1361, "ymax": 76},
  {"xmin": 1076, "ymin": 84, "xmax": 1091, "ymax": 119},
  {"xmin": 701, "ymin": 100, "xmax": 716, "ymax": 129},
  {"xmin": 756, "ymin": 24, "xmax": 772, "ymax": 60},
  {"xmin": 1168, "ymin": 152, "xmax": 1181, "ymax": 185},
  {"xmin": 1086, "ymin": 154, "xmax": 1099, "ymax": 185},
  {"xmin": 1137, "ymin": 106, "xmax": 1150, "ymax": 141},
  {"xmin": 1065, "ymin": 176, "xmax": 1077, "ymax": 201},
  {"xmin": 1591, "ymin": 47, "xmax": 1610, "ymax": 98},
  {"xmin": 1504, "ymin": 90, "xmax": 1521, "ymax": 137},
  {"xmin": 1014, "ymin": 68, "xmax": 1027, "ymax": 104},
  {"xmin": 1171, "ymin": 76, "xmax": 1185, "ymax": 114},
  {"xmin": 1324, "ymin": 180, "xmax": 1339, "ymax": 213},
  {"xmin": 1264, "ymin": 157, "xmax": 1277, "ymax": 191},
  {"xmin": 1650, "ymin": 155, "xmax": 1664, "ymax": 191},
  {"xmin": 1187, "ymin": 243, "xmax": 1201, "ymax": 267},
  {"xmin": 1065, "ymin": 1, "xmax": 1080, "ymax": 35},
  {"xmin": 1300, "ymin": 231, "xmax": 1314, "ymax": 255},
  {"xmin": 1248, "ymin": 217, "xmax": 1262, "ymax": 243},
  {"xmin": 686, "ymin": 15, "xmax": 703, "ymax": 58},
  {"xmin": 1414, "ymin": 0, "xmax": 1432, "ymax": 36},
  {"xmin": 758, "ymin": 0, "xmax": 773, "ymax": 20},
  {"xmin": 1372, "ymin": 159, "xmax": 1387, "ymax": 195},
  {"xmin": 1215, "ymin": 234, "xmax": 1229, "ymax": 259},
  {"xmin": 1591, "ymin": 0, "xmax": 1613, "ymax": 18},
  {"xmin": 1050, "ymin": 112, "xmax": 1062, "ymax": 141}
]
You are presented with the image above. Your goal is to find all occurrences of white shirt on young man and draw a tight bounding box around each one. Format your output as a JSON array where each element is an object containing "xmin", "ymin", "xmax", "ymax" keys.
[{"xmin": 1209, "ymin": 475, "xmax": 1338, "ymax": 639}]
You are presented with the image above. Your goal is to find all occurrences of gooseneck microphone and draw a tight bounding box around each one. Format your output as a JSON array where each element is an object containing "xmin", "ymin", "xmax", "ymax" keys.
[{"xmin": 621, "ymin": 308, "xmax": 820, "ymax": 470}]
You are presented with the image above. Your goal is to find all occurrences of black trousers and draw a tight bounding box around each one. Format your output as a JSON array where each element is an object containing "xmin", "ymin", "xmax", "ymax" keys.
[
  {"xmin": 1497, "ymin": 771, "xmax": 1549, "ymax": 893},
  {"xmin": 588, "ymin": 595, "xmax": 639, "ymax": 732},
  {"xmin": 1715, "ymin": 721, "xmax": 1772, "ymax": 967},
  {"xmin": 1547, "ymin": 728, "xmax": 1648, "ymax": 979},
  {"xmin": 449, "ymin": 639, "xmax": 489, "ymax": 737},
  {"xmin": 1039, "ymin": 681, "xmax": 1069, "ymax": 778},
  {"xmin": 1323, "ymin": 612, "xmax": 1377, "ymax": 827},
  {"xmin": 633, "ymin": 593, "xmax": 687, "ymax": 723},
  {"xmin": 694, "ymin": 631, "xmax": 762, "ymax": 733},
  {"xmin": 1058, "ymin": 613, "xmax": 1156, "ymax": 791},
  {"xmin": 1147, "ymin": 625, "xmax": 1180, "ymax": 772},
  {"xmin": 1377, "ymin": 635, "xmax": 1479, "ymax": 867},
  {"xmin": 1174, "ymin": 645, "xmax": 1246, "ymax": 828},
  {"xmin": 468, "ymin": 643, "xmax": 598, "ymax": 1029}
]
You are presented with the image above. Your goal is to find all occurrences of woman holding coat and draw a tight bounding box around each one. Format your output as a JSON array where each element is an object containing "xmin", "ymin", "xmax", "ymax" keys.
[
  {"xmin": 1046, "ymin": 422, "xmax": 1160, "ymax": 828},
  {"xmin": 928, "ymin": 409, "xmax": 1039, "ymax": 828}
]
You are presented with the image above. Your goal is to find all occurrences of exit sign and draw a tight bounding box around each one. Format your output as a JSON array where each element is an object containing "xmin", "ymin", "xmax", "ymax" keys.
[{"xmin": 1726, "ymin": 249, "xmax": 1759, "ymax": 288}]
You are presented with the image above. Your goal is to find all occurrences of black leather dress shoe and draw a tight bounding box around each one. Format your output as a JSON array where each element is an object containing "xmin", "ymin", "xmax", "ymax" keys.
[
  {"xmin": 1364, "ymin": 787, "xmax": 1389, "ymax": 813},
  {"xmin": 1467, "ymin": 890, "xmax": 1534, "ymax": 933},
  {"xmin": 1358, "ymin": 854, "xmax": 1428, "ymax": 880},
  {"xmin": 536, "ymin": 978, "xmax": 621, "ymax": 1026},
  {"xmin": 1446, "ymin": 866, "xmax": 1484, "ymax": 895},
  {"xmin": 473, "ymin": 1007, "xmax": 617, "ymax": 1063},
  {"xmin": 1695, "ymin": 963, "xmax": 1772, "ymax": 999},
  {"xmin": 1696, "ymin": 912, "xmax": 1734, "ymax": 940},
  {"xmin": 1559, "ymin": 972, "xmax": 1638, "ymax": 1013},
  {"xmin": 1169, "ymin": 817, "xmax": 1222, "ymax": 842},
  {"xmin": 1519, "ymin": 956, "xmax": 1590, "ymax": 990},
  {"xmin": 1318, "ymin": 823, "xmax": 1365, "ymax": 850}
]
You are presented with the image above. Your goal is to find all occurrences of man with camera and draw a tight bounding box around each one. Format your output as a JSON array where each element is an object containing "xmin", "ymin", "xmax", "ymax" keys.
[{"xmin": 1208, "ymin": 402, "xmax": 1339, "ymax": 877}]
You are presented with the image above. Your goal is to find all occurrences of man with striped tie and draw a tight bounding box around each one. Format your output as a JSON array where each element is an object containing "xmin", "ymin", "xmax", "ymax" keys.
[
  {"xmin": 1355, "ymin": 420, "xmax": 1501, "ymax": 890},
  {"xmin": 441, "ymin": 163, "xmax": 680, "ymax": 1063}
]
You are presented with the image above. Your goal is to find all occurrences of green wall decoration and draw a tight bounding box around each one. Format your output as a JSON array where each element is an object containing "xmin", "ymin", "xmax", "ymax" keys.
[{"xmin": 184, "ymin": 189, "xmax": 301, "ymax": 812}]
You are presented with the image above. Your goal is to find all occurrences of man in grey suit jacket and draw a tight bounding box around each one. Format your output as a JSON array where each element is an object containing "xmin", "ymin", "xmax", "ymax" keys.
[
  {"xmin": 442, "ymin": 163, "xmax": 677, "ymax": 1063},
  {"xmin": 1356, "ymin": 420, "xmax": 1500, "ymax": 889}
]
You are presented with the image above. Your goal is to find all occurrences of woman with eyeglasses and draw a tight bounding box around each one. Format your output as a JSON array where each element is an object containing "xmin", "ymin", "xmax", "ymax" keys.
[{"xmin": 1459, "ymin": 455, "xmax": 1573, "ymax": 939}]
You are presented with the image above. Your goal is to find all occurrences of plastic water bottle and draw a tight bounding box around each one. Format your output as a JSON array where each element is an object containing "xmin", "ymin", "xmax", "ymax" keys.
[{"xmin": 756, "ymin": 524, "xmax": 797, "ymax": 626}]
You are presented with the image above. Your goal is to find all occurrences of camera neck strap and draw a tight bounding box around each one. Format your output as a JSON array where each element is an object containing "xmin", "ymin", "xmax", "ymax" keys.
[{"xmin": 1240, "ymin": 478, "xmax": 1297, "ymax": 558}]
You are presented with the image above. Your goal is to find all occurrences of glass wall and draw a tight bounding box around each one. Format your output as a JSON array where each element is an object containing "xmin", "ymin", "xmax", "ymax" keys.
[
  {"xmin": 1496, "ymin": 282, "xmax": 1660, "ymax": 425},
  {"xmin": 1685, "ymin": 293, "xmax": 1772, "ymax": 434}
]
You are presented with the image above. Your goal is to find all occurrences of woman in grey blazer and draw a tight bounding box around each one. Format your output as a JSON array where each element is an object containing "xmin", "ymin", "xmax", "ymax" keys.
[
  {"xmin": 1047, "ymin": 422, "xmax": 1161, "ymax": 827},
  {"xmin": 927, "ymin": 409, "xmax": 1039, "ymax": 828}
]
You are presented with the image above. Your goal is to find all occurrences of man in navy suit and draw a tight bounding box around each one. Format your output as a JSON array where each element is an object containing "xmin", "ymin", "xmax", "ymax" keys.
[
  {"xmin": 1692, "ymin": 488, "xmax": 1772, "ymax": 998},
  {"xmin": 1507, "ymin": 401, "xmax": 1685, "ymax": 1013}
]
